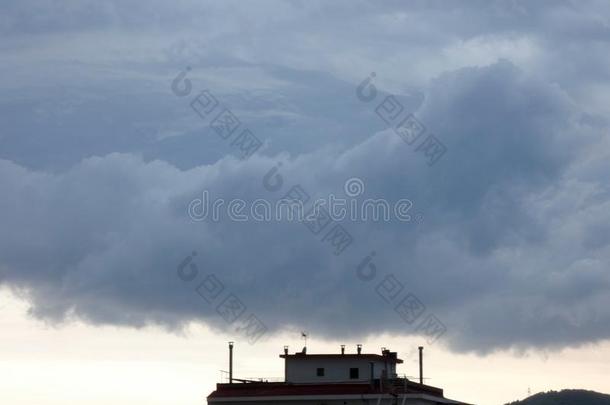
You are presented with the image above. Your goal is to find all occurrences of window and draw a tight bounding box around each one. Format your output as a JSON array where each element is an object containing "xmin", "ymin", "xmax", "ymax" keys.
[
  {"xmin": 349, "ymin": 367, "xmax": 359, "ymax": 379},
  {"xmin": 316, "ymin": 367, "xmax": 325, "ymax": 377}
]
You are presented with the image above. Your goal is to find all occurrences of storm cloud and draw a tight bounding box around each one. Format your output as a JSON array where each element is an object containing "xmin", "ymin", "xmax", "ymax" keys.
[{"xmin": 1, "ymin": 0, "xmax": 610, "ymax": 354}]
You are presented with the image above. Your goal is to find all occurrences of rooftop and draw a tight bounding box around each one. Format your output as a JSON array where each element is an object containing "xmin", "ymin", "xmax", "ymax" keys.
[
  {"xmin": 209, "ymin": 343, "xmax": 472, "ymax": 404},
  {"xmin": 209, "ymin": 379, "xmax": 444, "ymax": 398},
  {"xmin": 279, "ymin": 352, "xmax": 404, "ymax": 364}
]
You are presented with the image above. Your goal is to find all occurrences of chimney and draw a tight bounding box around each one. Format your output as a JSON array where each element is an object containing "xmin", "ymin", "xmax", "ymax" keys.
[
  {"xmin": 229, "ymin": 341, "xmax": 234, "ymax": 384},
  {"xmin": 341, "ymin": 345, "xmax": 345, "ymax": 355},
  {"xmin": 357, "ymin": 344, "xmax": 362, "ymax": 355},
  {"xmin": 418, "ymin": 346, "xmax": 424, "ymax": 385},
  {"xmin": 284, "ymin": 345, "xmax": 289, "ymax": 355}
]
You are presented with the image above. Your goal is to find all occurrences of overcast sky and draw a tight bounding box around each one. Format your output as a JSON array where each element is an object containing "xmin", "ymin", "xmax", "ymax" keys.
[{"xmin": 1, "ymin": 1, "xmax": 610, "ymax": 404}]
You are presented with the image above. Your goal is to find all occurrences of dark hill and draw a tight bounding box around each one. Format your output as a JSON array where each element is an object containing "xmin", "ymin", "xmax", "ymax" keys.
[{"xmin": 506, "ymin": 390, "xmax": 610, "ymax": 405}]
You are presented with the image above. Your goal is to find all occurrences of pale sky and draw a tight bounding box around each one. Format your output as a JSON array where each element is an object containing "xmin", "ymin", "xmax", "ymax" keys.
[
  {"xmin": 2, "ymin": 289, "xmax": 610, "ymax": 405},
  {"xmin": 2, "ymin": 1, "xmax": 610, "ymax": 404}
]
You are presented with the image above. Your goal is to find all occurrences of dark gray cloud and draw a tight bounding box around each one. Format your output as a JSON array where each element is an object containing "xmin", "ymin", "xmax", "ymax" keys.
[{"xmin": 1, "ymin": 0, "xmax": 610, "ymax": 354}]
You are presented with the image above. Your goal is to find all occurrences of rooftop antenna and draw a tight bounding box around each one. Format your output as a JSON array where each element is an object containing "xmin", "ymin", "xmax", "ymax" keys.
[{"xmin": 301, "ymin": 331, "xmax": 308, "ymax": 353}]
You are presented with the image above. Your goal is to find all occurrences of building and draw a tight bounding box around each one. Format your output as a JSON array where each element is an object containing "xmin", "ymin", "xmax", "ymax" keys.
[{"xmin": 207, "ymin": 343, "xmax": 472, "ymax": 405}]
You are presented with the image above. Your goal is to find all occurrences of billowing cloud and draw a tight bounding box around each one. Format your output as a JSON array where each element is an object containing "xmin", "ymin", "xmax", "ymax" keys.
[
  {"xmin": 2, "ymin": 35, "xmax": 610, "ymax": 356},
  {"xmin": 2, "ymin": 0, "xmax": 610, "ymax": 360}
]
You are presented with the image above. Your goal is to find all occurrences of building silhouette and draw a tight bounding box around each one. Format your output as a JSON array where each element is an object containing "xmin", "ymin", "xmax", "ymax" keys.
[{"xmin": 207, "ymin": 343, "xmax": 472, "ymax": 405}]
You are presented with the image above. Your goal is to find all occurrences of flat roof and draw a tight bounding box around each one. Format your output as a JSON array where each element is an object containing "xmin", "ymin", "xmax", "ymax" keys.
[
  {"xmin": 280, "ymin": 353, "xmax": 403, "ymax": 364},
  {"xmin": 209, "ymin": 381, "xmax": 443, "ymax": 398}
]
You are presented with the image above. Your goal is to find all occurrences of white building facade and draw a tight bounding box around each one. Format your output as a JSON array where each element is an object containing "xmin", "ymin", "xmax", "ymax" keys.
[
  {"xmin": 207, "ymin": 345, "xmax": 472, "ymax": 405},
  {"xmin": 284, "ymin": 351, "xmax": 399, "ymax": 383}
]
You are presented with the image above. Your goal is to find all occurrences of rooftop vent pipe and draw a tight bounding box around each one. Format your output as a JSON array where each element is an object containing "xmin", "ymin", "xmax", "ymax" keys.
[
  {"xmin": 357, "ymin": 344, "xmax": 362, "ymax": 355},
  {"xmin": 418, "ymin": 346, "xmax": 424, "ymax": 385},
  {"xmin": 341, "ymin": 345, "xmax": 345, "ymax": 355},
  {"xmin": 229, "ymin": 341, "xmax": 234, "ymax": 384}
]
